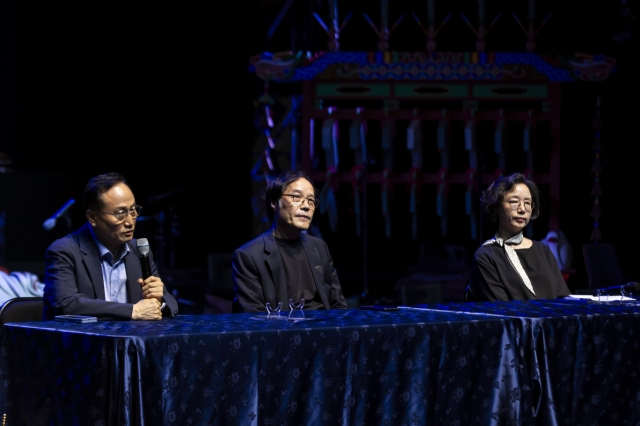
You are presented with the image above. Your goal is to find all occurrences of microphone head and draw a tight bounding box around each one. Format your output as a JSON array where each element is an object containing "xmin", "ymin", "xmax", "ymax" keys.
[
  {"xmin": 43, "ymin": 218, "xmax": 56, "ymax": 231},
  {"xmin": 137, "ymin": 238, "xmax": 150, "ymax": 256}
]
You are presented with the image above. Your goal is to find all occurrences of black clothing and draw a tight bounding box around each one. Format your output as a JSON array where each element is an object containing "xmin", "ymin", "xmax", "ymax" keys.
[
  {"xmin": 275, "ymin": 237, "xmax": 324, "ymax": 310},
  {"xmin": 232, "ymin": 231, "xmax": 348, "ymax": 312},
  {"xmin": 467, "ymin": 241, "xmax": 571, "ymax": 302}
]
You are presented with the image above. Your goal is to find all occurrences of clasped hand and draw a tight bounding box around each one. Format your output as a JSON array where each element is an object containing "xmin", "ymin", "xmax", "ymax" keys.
[{"xmin": 131, "ymin": 276, "xmax": 165, "ymax": 320}]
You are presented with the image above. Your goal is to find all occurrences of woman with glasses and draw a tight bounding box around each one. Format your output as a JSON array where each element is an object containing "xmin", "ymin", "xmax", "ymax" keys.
[{"xmin": 465, "ymin": 173, "xmax": 571, "ymax": 302}]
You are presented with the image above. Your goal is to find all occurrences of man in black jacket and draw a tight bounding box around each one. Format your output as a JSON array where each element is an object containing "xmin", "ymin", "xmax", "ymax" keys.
[
  {"xmin": 232, "ymin": 170, "xmax": 348, "ymax": 313},
  {"xmin": 43, "ymin": 172, "xmax": 178, "ymax": 320}
]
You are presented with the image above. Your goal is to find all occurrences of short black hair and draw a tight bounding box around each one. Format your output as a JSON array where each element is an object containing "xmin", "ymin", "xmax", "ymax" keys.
[
  {"xmin": 264, "ymin": 170, "xmax": 315, "ymax": 222},
  {"xmin": 82, "ymin": 172, "xmax": 129, "ymax": 210},
  {"xmin": 480, "ymin": 172, "xmax": 540, "ymax": 224}
]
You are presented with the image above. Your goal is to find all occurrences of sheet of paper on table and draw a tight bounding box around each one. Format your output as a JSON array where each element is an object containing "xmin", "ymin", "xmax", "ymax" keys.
[{"xmin": 565, "ymin": 295, "xmax": 637, "ymax": 302}]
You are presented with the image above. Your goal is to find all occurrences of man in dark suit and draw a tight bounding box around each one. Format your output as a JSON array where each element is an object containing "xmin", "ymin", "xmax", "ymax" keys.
[
  {"xmin": 42, "ymin": 172, "xmax": 178, "ymax": 320},
  {"xmin": 232, "ymin": 170, "xmax": 348, "ymax": 313}
]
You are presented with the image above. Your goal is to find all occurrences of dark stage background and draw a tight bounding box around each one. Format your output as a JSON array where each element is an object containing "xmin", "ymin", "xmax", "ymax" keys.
[{"xmin": 1, "ymin": 0, "xmax": 639, "ymax": 305}]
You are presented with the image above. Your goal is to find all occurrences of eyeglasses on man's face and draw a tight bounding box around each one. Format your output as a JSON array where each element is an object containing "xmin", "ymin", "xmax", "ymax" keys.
[
  {"xmin": 282, "ymin": 194, "xmax": 318, "ymax": 209},
  {"xmin": 505, "ymin": 200, "xmax": 533, "ymax": 212},
  {"xmin": 101, "ymin": 205, "xmax": 142, "ymax": 221}
]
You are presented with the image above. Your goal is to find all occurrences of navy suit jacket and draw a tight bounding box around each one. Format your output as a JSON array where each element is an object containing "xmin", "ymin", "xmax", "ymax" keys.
[
  {"xmin": 42, "ymin": 222, "xmax": 178, "ymax": 320},
  {"xmin": 232, "ymin": 231, "xmax": 348, "ymax": 312}
]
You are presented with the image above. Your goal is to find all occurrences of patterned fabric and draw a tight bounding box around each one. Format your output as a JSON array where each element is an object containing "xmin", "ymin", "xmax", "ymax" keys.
[
  {"xmin": 483, "ymin": 232, "xmax": 536, "ymax": 296},
  {"xmin": 2, "ymin": 300, "xmax": 640, "ymax": 425},
  {"xmin": 0, "ymin": 270, "xmax": 44, "ymax": 305}
]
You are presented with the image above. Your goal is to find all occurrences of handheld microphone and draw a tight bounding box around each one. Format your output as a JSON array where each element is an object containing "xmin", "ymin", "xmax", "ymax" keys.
[
  {"xmin": 136, "ymin": 238, "xmax": 153, "ymax": 279},
  {"xmin": 43, "ymin": 199, "xmax": 76, "ymax": 231},
  {"xmin": 137, "ymin": 238, "xmax": 166, "ymax": 311},
  {"xmin": 593, "ymin": 282, "xmax": 640, "ymax": 296}
]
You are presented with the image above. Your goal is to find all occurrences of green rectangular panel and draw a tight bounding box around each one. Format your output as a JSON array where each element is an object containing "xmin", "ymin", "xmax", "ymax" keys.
[
  {"xmin": 315, "ymin": 83, "xmax": 390, "ymax": 97},
  {"xmin": 472, "ymin": 85, "xmax": 548, "ymax": 98},
  {"xmin": 394, "ymin": 84, "xmax": 469, "ymax": 98}
]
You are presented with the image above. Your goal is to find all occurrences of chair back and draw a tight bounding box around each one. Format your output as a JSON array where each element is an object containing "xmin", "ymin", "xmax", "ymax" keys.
[
  {"xmin": 0, "ymin": 297, "xmax": 44, "ymax": 328},
  {"xmin": 400, "ymin": 283, "xmax": 444, "ymax": 305},
  {"xmin": 583, "ymin": 243, "xmax": 625, "ymax": 290}
]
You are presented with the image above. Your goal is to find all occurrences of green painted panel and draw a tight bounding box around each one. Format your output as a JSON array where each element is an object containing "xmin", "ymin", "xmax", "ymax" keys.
[
  {"xmin": 472, "ymin": 85, "xmax": 548, "ymax": 98},
  {"xmin": 316, "ymin": 83, "xmax": 390, "ymax": 97},
  {"xmin": 394, "ymin": 84, "xmax": 469, "ymax": 98}
]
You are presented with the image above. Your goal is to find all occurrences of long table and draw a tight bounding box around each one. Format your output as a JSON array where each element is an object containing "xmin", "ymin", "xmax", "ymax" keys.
[{"xmin": 2, "ymin": 299, "xmax": 640, "ymax": 425}]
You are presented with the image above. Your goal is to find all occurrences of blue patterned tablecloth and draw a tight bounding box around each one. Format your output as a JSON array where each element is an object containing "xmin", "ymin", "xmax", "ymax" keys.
[{"xmin": 1, "ymin": 299, "xmax": 639, "ymax": 425}]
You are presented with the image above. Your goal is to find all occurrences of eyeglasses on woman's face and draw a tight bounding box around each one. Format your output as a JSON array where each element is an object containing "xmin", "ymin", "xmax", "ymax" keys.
[{"xmin": 505, "ymin": 200, "xmax": 532, "ymax": 212}]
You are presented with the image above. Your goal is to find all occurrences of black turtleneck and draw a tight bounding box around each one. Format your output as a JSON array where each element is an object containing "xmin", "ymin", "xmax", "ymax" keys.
[{"xmin": 274, "ymin": 237, "xmax": 325, "ymax": 310}]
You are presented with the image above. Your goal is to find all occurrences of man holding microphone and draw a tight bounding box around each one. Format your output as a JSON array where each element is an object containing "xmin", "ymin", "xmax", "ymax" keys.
[{"xmin": 42, "ymin": 172, "xmax": 178, "ymax": 320}]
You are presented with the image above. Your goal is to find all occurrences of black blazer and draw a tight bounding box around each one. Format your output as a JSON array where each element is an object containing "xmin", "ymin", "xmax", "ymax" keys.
[
  {"xmin": 232, "ymin": 231, "xmax": 348, "ymax": 312},
  {"xmin": 42, "ymin": 222, "xmax": 178, "ymax": 320}
]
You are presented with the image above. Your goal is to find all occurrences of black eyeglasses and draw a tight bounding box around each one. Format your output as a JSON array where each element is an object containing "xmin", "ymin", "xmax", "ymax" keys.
[
  {"xmin": 282, "ymin": 194, "xmax": 318, "ymax": 209},
  {"xmin": 101, "ymin": 205, "xmax": 142, "ymax": 221}
]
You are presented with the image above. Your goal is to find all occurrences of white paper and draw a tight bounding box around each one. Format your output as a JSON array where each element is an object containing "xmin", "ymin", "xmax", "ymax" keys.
[{"xmin": 565, "ymin": 294, "xmax": 637, "ymax": 301}]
